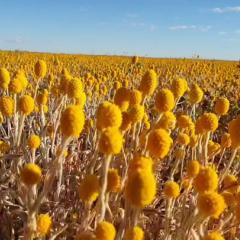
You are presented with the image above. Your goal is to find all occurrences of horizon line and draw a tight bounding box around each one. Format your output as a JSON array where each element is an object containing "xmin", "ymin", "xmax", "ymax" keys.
[{"xmin": 0, "ymin": 48, "xmax": 238, "ymax": 62}]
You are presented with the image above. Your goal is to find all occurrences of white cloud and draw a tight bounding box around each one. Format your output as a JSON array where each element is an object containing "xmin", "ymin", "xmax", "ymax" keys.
[
  {"xmin": 169, "ymin": 25, "xmax": 212, "ymax": 32},
  {"xmin": 212, "ymin": 6, "xmax": 240, "ymax": 13}
]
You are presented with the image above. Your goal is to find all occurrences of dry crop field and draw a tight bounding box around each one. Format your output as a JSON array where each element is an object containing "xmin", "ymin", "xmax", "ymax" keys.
[{"xmin": 0, "ymin": 51, "xmax": 240, "ymax": 239}]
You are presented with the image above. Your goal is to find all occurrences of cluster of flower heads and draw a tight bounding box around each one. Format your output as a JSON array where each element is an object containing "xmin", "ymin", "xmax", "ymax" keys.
[{"xmin": 0, "ymin": 51, "xmax": 240, "ymax": 239}]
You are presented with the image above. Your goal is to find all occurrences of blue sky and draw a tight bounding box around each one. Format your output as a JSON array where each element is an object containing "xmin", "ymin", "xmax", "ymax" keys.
[{"xmin": 0, "ymin": 0, "xmax": 240, "ymax": 60}]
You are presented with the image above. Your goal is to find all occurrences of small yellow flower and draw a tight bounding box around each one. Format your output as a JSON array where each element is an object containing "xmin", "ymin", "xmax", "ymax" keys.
[
  {"xmin": 37, "ymin": 214, "xmax": 52, "ymax": 236},
  {"xmin": 124, "ymin": 226, "xmax": 144, "ymax": 240},
  {"xmin": 177, "ymin": 133, "xmax": 190, "ymax": 146},
  {"xmin": 60, "ymin": 105, "xmax": 85, "ymax": 138},
  {"xmin": 99, "ymin": 127, "xmax": 123, "ymax": 155},
  {"xmin": 186, "ymin": 160, "xmax": 200, "ymax": 178},
  {"xmin": 163, "ymin": 181, "xmax": 180, "ymax": 199},
  {"xmin": 128, "ymin": 104, "xmax": 145, "ymax": 123},
  {"xmin": 0, "ymin": 67, "xmax": 10, "ymax": 90},
  {"xmin": 197, "ymin": 191, "xmax": 226, "ymax": 219},
  {"xmin": 203, "ymin": 231, "xmax": 225, "ymax": 240},
  {"xmin": 79, "ymin": 175, "xmax": 100, "ymax": 204},
  {"xmin": 0, "ymin": 96, "xmax": 14, "ymax": 117},
  {"xmin": 200, "ymin": 113, "xmax": 218, "ymax": 133},
  {"xmin": 155, "ymin": 88, "xmax": 175, "ymax": 113},
  {"xmin": 214, "ymin": 97, "xmax": 229, "ymax": 116},
  {"xmin": 139, "ymin": 69, "xmax": 158, "ymax": 97},
  {"xmin": 147, "ymin": 128, "xmax": 172, "ymax": 159},
  {"xmin": 125, "ymin": 169, "xmax": 156, "ymax": 208},
  {"xmin": 18, "ymin": 95, "xmax": 35, "ymax": 115},
  {"xmin": 28, "ymin": 134, "xmax": 41, "ymax": 149},
  {"xmin": 34, "ymin": 60, "xmax": 47, "ymax": 78},
  {"xmin": 96, "ymin": 101, "xmax": 122, "ymax": 130},
  {"xmin": 20, "ymin": 163, "xmax": 42, "ymax": 186},
  {"xmin": 95, "ymin": 221, "xmax": 116, "ymax": 240},
  {"xmin": 128, "ymin": 155, "xmax": 153, "ymax": 173},
  {"xmin": 193, "ymin": 166, "xmax": 218, "ymax": 193}
]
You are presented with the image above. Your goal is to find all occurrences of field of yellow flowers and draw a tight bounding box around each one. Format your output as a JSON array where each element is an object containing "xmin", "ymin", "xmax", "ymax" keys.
[{"xmin": 0, "ymin": 50, "xmax": 240, "ymax": 240}]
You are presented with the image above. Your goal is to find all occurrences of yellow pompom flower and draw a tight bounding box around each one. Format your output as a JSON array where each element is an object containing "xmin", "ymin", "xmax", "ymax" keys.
[
  {"xmin": 186, "ymin": 160, "xmax": 200, "ymax": 178},
  {"xmin": 18, "ymin": 95, "xmax": 35, "ymax": 115},
  {"xmin": 220, "ymin": 133, "xmax": 231, "ymax": 149},
  {"xmin": 60, "ymin": 105, "xmax": 85, "ymax": 138},
  {"xmin": 129, "ymin": 89, "xmax": 142, "ymax": 106},
  {"xmin": 20, "ymin": 163, "xmax": 42, "ymax": 186},
  {"xmin": 95, "ymin": 221, "xmax": 116, "ymax": 240},
  {"xmin": 228, "ymin": 116, "xmax": 240, "ymax": 148},
  {"xmin": 75, "ymin": 91, "xmax": 87, "ymax": 109},
  {"xmin": 203, "ymin": 231, "xmax": 225, "ymax": 240},
  {"xmin": 155, "ymin": 88, "xmax": 175, "ymax": 113},
  {"xmin": 28, "ymin": 134, "xmax": 41, "ymax": 149},
  {"xmin": 155, "ymin": 111, "xmax": 176, "ymax": 130},
  {"xmin": 193, "ymin": 166, "xmax": 218, "ymax": 193},
  {"xmin": 163, "ymin": 181, "xmax": 180, "ymax": 199},
  {"xmin": 128, "ymin": 155, "xmax": 153, "ymax": 174},
  {"xmin": 128, "ymin": 104, "xmax": 145, "ymax": 123},
  {"xmin": 139, "ymin": 69, "xmax": 158, "ymax": 96},
  {"xmin": 67, "ymin": 77, "xmax": 84, "ymax": 99},
  {"xmin": 96, "ymin": 101, "xmax": 122, "ymax": 130},
  {"xmin": 79, "ymin": 175, "xmax": 100, "ymax": 204},
  {"xmin": 125, "ymin": 169, "xmax": 156, "ymax": 208},
  {"xmin": 107, "ymin": 169, "xmax": 121, "ymax": 192},
  {"xmin": 99, "ymin": 127, "xmax": 123, "ymax": 155},
  {"xmin": 171, "ymin": 78, "xmax": 188, "ymax": 98},
  {"xmin": 200, "ymin": 113, "xmax": 218, "ymax": 132},
  {"xmin": 177, "ymin": 114, "xmax": 193, "ymax": 130},
  {"xmin": 214, "ymin": 97, "xmax": 230, "ymax": 116},
  {"xmin": 0, "ymin": 67, "xmax": 10, "ymax": 90},
  {"xmin": 16, "ymin": 70, "xmax": 28, "ymax": 89},
  {"xmin": 37, "ymin": 214, "xmax": 52, "ymax": 237},
  {"xmin": 9, "ymin": 77, "xmax": 24, "ymax": 93},
  {"xmin": 124, "ymin": 226, "xmax": 144, "ymax": 240},
  {"xmin": 197, "ymin": 191, "xmax": 226, "ymax": 219},
  {"xmin": 34, "ymin": 60, "xmax": 47, "ymax": 78},
  {"xmin": 177, "ymin": 133, "xmax": 190, "ymax": 146},
  {"xmin": 0, "ymin": 96, "xmax": 14, "ymax": 117},
  {"xmin": 189, "ymin": 83, "xmax": 204, "ymax": 104},
  {"xmin": 114, "ymin": 87, "xmax": 130, "ymax": 112},
  {"xmin": 147, "ymin": 128, "xmax": 172, "ymax": 159}
]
